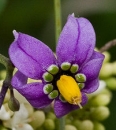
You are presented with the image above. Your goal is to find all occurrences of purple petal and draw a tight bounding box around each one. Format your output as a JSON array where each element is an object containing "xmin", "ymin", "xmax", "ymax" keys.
[
  {"xmin": 9, "ymin": 30, "xmax": 56, "ymax": 79},
  {"xmin": 56, "ymin": 15, "xmax": 96, "ymax": 66},
  {"xmin": 82, "ymin": 78, "xmax": 99, "ymax": 93},
  {"xmin": 54, "ymin": 93, "xmax": 88, "ymax": 118},
  {"xmin": 79, "ymin": 51, "xmax": 104, "ymax": 81},
  {"xmin": 12, "ymin": 81, "xmax": 52, "ymax": 108},
  {"xmin": 11, "ymin": 71, "xmax": 28, "ymax": 88}
]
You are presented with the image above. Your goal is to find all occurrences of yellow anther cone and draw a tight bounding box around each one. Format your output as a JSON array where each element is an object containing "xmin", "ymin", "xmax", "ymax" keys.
[{"xmin": 57, "ymin": 75, "xmax": 82, "ymax": 108}]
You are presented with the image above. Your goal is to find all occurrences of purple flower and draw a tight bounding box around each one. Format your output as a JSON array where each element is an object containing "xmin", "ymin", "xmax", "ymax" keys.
[{"xmin": 9, "ymin": 15, "xmax": 104, "ymax": 118}]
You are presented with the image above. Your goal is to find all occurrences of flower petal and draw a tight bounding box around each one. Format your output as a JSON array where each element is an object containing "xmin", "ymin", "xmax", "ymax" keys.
[
  {"xmin": 13, "ymin": 82, "xmax": 52, "ymax": 108},
  {"xmin": 56, "ymin": 15, "xmax": 96, "ymax": 66},
  {"xmin": 9, "ymin": 30, "xmax": 56, "ymax": 79},
  {"xmin": 79, "ymin": 51, "xmax": 104, "ymax": 81},
  {"xmin": 54, "ymin": 93, "xmax": 88, "ymax": 118},
  {"xmin": 82, "ymin": 78, "xmax": 99, "ymax": 93},
  {"xmin": 56, "ymin": 15, "xmax": 79, "ymax": 64},
  {"xmin": 12, "ymin": 71, "xmax": 28, "ymax": 88}
]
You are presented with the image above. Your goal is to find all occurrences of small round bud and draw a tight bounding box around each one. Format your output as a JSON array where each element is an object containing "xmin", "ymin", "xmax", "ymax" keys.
[
  {"xmin": 43, "ymin": 119, "xmax": 55, "ymax": 130},
  {"xmin": 30, "ymin": 110, "xmax": 45, "ymax": 129},
  {"xmin": 93, "ymin": 121, "xmax": 105, "ymax": 130},
  {"xmin": 100, "ymin": 63, "xmax": 113, "ymax": 78},
  {"xmin": 65, "ymin": 124, "xmax": 77, "ymax": 130},
  {"xmin": 90, "ymin": 94, "xmax": 111, "ymax": 106},
  {"xmin": 8, "ymin": 96, "xmax": 20, "ymax": 111},
  {"xmin": 105, "ymin": 77, "xmax": 116, "ymax": 90},
  {"xmin": 78, "ymin": 120, "xmax": 94, "ymax": 130},
  {"xmin": 111, "ymin": 61, "xmax": 116, "ymax": 75},
  {"xmin": 73, "ymin": 120, "xmax": 81, "ymax": 129},
  {"xmin": 46, "ymin": 112, "xmax": 56, "ymax": 120},
  {"xmin": 102, "ymin": 51, "xmax": 111, "ymax": 63},
  {"xmin": 91, "ymin": 106, "xmax": 110, "ymax": 121}
]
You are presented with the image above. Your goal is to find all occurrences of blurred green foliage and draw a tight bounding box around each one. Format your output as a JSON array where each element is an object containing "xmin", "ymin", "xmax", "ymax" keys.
[{"xmin": 0, "ymin": 0, "xmax": 116, "ymax": 130}]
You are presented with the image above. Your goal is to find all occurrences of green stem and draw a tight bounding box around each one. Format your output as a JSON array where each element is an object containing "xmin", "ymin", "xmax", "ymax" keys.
[
  {"xmin": 0, "ymin": 54, "xmax": 14, "ymax": 108},
  {"xmin": 54, "ymin": 0, "xmax": 62, "ymax": 44},
  {"xmin": 54, "ymin": 0, "xmax": 65, "ymax": 130},
  {"xmin": 59, "ymin": 116, "xmax": 65, "ymax": 130}
]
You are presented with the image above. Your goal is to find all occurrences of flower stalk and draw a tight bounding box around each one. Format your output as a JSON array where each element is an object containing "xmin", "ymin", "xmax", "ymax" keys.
[
  {"xmin": 54, "ymin": 0, "xmax": 62, "ymax": 43},
  {"xmin": 54, "ymin": 0, "xmax": 65, "ymax": 129},
  {"xmin": 0, "ymin": 54, "xmax": 14, "ymax": 108}
]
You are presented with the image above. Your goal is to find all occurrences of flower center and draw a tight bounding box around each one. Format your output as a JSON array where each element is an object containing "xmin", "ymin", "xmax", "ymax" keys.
[
  {"xmin": 57, "ymin": 75, "xmax": 82, "ymax": 108},
  {"xmin": 42, "ymin": 62, "xmax": 86, "ymax": 107}
]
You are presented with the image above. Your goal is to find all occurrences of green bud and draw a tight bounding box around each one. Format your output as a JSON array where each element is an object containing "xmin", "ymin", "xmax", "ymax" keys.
[
  {"xmin": 99, "ymin": 63, "xmax": 113, "ymax": 78},
  {"xmin": 90, "ymin": 94, "xmax": 111, "ymax": 106},
  {"xmin": 102, "ymin": 51, "xmax": 111, "ymax": 63},
  {"xmin": 8, "ymin": 96, "xmax": 20, "ymax": 111},
  {"xmin": 77, "ymin": 120, "xmax": 94, "ymax": 130},
  {"xmin": 61, "ymin": 62, "xmax": 71, "ymax": 71},
  {"xmin": 73, "ymin": 120, "xmax": 81, "ymax": 129},
  {"xmin": 65, "ymin": 124, "xmax": 77, "ymax": 130},
  {"xmin": 93, "ymin": 121, "xmax": 105, "ymax": 130},
  {"xmin": 105, "ymin": 77, "xmax": 116, "ymax": 90},
  {"xmin": 43, "ymin": 119, "xmax": 55, "ymax": 130},
  {"xmin": 30, "ymin": 110, "xmax": 45, "ymax": 129},
  {"xmin": 75, "ymin": 73, "xmax": 86, "ymax": 82},
  {"xmin": 91, "ymin": 106, "xmax": 110, "ymax": 121},
  {"xmin": 46, "ymin": 112, "xmax": 56, "ymax": 120},
  {"xmin": 111, "ymin": 61, "xmax": 116, "ymax": 75}
]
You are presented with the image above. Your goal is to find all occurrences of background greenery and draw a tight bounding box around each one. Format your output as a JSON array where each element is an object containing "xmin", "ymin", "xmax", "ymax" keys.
[{"xmin": 0, "ymin": 0, "xmax": 116, "ymax": 129}]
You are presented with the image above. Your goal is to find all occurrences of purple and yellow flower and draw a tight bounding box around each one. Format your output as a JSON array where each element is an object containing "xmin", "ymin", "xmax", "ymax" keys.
[{"xmin": 9, "ymin": 15, "xmax": 104, "ymax": 118}]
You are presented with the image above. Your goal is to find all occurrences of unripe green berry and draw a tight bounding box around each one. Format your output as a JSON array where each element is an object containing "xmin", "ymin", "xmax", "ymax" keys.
[
  {"xmin": 90, "ymin": 94, "xmax": 111, "ymax": 106},
  {"xmin": 43, "ymin": 118, "xmax": 55, "ymax": 130},
  {"xmin": 73, "ymin": 120, "xmax": 81, "ymax": 129},
  {"xmin": 46, "ymin": 112, "xmax": 56, "ymax": 120},
  {"xmin": 78, "ymin": 120, "xmax": 94, "ymax": 130},
  {"xmin": 105, "ymin": 77, "xmax": 116, "ymax": 90},
  {"xmin": 102, "ymin": 51, "xmax": 110, "ymax": 63},
  {"xmin": 111, "ymin": 61, "xmax": 116, "ymax": 75},
  {"xmin": 30, "ymin": 110, "xmax": 45, "ymax": 129},
  {"xmin": 93, "ymin": 121, "xmax": 105, "ymax": 130},
  {"xmin": 100, "ymin": 63, "xmax": 113, "ymax": 78},
  {"xmin": 91, "ymin": 106, "xmax": 110, "ymax": 121},
  {"xmin": 65, "ymin": 124, "xmax": 77, "ymax": 130}
]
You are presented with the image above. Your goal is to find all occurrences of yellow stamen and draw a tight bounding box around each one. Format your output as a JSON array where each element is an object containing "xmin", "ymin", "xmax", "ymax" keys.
[{"xmin": 57, "ymin": 75, "xmax": 82, "ymax": 108}]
